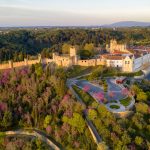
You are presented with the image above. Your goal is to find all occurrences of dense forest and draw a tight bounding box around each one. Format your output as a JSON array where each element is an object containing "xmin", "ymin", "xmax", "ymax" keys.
[
  {"xmin": 0, "ymin": 65, "xmax": 150, "ymax": 149},
  {"xmin": 0, "ymin": 64, "xmax": 96, "ymax": 149},
  {"xmin": 0, "ymin": 27, "xmax": 150, "ymax": 62}
]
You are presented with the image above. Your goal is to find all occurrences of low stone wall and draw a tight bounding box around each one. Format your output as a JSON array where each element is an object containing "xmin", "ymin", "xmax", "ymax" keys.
[
  {"xmin": 125, "ymin": 96, "xmax": 135, "ymax": 110},
  {"xmin": 114, "ymin": 111, "xmax": 134, "ymax": 118},
  {"xmin": 134, "ymin": 75, "xmax": 145, "ymax": 79},
  {"xmin": 5, "ymin": 130, "xmax": 60, "ymax": 150}
]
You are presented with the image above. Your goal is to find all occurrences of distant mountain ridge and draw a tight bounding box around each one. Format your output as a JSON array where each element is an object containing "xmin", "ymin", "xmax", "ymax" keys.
[
  {"xmin": 102, "ymin": 21, "xmax": 150, "ymax": 27},
  {"xmin": 0, "ymin": 21, "xmax": 150, "ymax": 28}
]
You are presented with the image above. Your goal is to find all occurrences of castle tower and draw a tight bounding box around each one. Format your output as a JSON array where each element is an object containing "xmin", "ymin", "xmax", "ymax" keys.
[
  {"xmin": 24, "ymin": 58, "xmax": 28, "ymax": 66},
  {"xmin": 70, "ymin": 46, "xmax": 77, "ymax": 57},
  {"xmin": 109, "ymin": 39, "xmax": 116, "ymax": 53},
  {"xmin": 70, "ymin": 46, "xmax": 78, "ymax": 65},
  {"xmin": 9, "ymin": 60, "xmax": 13, "ymax": 69}
]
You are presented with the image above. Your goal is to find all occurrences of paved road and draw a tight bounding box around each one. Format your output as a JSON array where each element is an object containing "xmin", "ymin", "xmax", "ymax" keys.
[
  {"xmin": 73, "ymin": 79, "xmax": 133, "ymax": 113},
  {"xmin": 75, "ymin": 79, "xmax": 125, "ymax": 101},
  {"xmin": 67, "ymin": 80, "xmax": 102, "ymax": 145},
  {"xmin": 68, "ymin": 73, "xmax": 135, "ymax": 113},
  {"xmin": 4, "ymin": 128, "xmax": 62, "ymax": 150},
  {"xmin": 106, "ymin": 78, "xmax": 122, "ymax": 91},
  {"xmin": 145, "ymin": 73, "xmax": 150, "ymax": 80}
]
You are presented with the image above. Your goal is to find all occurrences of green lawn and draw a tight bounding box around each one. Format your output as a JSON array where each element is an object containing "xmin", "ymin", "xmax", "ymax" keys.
[
  {"xmin": 103, "ymin": 70, "xmax": 143, "ymax": 77},
  {"xmin": 67, "ymin": 66, "xmax": 97, "ymax": 78},
  {"xmin": 109, "ymin": 100, "xmax": 118, "ymax": 103},
  {"xmin": 119, "ymin": 97, "xmax": 131, "ymax": 107},
  {"xmin": 110, "ymin": 105, "xmax": 120, "ymax": 109}
]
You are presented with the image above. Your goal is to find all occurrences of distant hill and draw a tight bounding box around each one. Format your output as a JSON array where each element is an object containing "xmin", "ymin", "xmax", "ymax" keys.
[{"xmin": 102, "ymin": 21, "xmax": 150, "ymax": 28}]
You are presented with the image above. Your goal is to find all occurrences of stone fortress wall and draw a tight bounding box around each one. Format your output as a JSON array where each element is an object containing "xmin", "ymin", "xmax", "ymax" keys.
[
  {"xmin": 0, "ymin": 51, "xmax": 105, "ymax": 70},
  {"xmin": 0, "ymin": 55, "xmax": 53, "ymax": 70},
  {"xmin": 0, "ymin": 40, "xmax": 150, "ymax": 72},
  {"xmin": 77, "ymin": 58, "xmax": 105, "ymax": 66}
]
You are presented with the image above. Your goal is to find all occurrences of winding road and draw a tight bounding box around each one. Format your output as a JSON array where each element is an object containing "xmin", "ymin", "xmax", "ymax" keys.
[
  {"xmin": 3, "ymin": 128, "xmax": 62, "ymax": 150},
  {"xmin": 67, "ymin": 80, "xmax": 102, "ymax": 145}
]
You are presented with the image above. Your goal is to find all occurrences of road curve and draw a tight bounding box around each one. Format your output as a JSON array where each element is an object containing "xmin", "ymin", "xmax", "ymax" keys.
[
  {"xmin": 4, "ymin": 128, "xmax": 62, "ymax": 150},
  {"xmin": 67, "ymin": 81, "xmax": 102, "ymax": 145}
]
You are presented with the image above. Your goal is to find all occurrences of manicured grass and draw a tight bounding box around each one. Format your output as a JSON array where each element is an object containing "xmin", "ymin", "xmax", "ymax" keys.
[
  {"xmin": 67, "ymin": 66, "xmax": 97, "ymax": 78},
  {"xmin": 109, "ymin": 100, "xmax": 118, "ymax": 103},
  {"xmin": 72, "ymin": 85, "xmax": 95, "ymax": 106},
  {"xmin": 110, "ymin": 105, "xmax": 120, "ymax": 109},
  {"xmin": 120, "ymin": 97, "xmax": 131, "ymax": 107},
  {"xmin": 103, "ymin": 70, "xmax": 143, "ymax": 77}
]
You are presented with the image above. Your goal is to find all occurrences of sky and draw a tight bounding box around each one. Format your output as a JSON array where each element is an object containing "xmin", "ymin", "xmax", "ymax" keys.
[{"xmin": 0, "ymin": 0, "xmax": 150, "ymax": 27}]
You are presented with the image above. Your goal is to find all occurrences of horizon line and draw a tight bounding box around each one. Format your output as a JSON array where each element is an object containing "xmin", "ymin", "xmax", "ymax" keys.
[{"xmin": 1, "ymin": 20, "xmax": 150, "ymax": 28}]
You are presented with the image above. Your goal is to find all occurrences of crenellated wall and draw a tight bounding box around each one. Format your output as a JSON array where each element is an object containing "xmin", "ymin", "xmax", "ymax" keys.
[
  {"xmin": 77, "ymin": 59, "xmax": 96, "ymax": 66},
  {"xmin": 27, "ymin": 59, "xmax": 40, "ymax": 65},
  {"xmin": 0, "ymin": 63, "xmax": 10, "ymax": 70},
  {"xmin": 1, "ymin": 43, "xmax": 149, "ymax": 72},
  {"xmin": 0, "ymin": 55, "xmax": 45, "ymax": 70},
  {"xmin": 13, "ymin": 61, "xmax": 26, "ymax": 68}
]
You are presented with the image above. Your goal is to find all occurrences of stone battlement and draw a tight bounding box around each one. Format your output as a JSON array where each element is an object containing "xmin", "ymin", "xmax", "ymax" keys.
[
  {"xmin": 1, "ymin": 40, "xmax": 150, "ymax": 73},
  {"xmin": 0, "ymin": 55, "xmax": 53, "ymax": 70}
]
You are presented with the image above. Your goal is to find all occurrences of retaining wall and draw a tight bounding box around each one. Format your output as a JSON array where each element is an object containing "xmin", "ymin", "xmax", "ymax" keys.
[{"xmin": 114, "ymin": 111, "xmax": 134, "ymax": 118}]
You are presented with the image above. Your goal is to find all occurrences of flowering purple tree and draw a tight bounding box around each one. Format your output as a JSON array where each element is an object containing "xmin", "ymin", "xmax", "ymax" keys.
[
  {"xmin": 63, "ymin": 94, "xmax": 70, "ymax": 101},
  {"xmin": 20, "ymin": 67, "xmax": 29, "ymax": 76},
  {"xmin": 71, "ymin": 128, "xmax": 77, "ymax": 137},
  {"xmin": 121, "ymin": 88, "xmax": 129, "ymax": 96},
  {"xmin": 93, "ymin": 92, "xmax": 104, "ymax": 102},
  {"xmin": 74, "ymin": 141, "xmax": 80, "ymax": 148},
  {"xmin": 55, "ymin": 130, "xmax": 61, "ymax": 141},
  {"xmin": 60, "ymin": 94, "xmax": 71, "ymax": 108},
  {"xmin": 46, "ymin": 125, "xmax": 52, "ymax": 134},
  {"xmin": 64, "ymin": 109, "xmax": 73, "ymax": 118},
  {"xmin": 0, "ymin": 102, "xmax": 8, "ymax": 112},
  {"xmin": 83, "ymin": 85, "xmax": 90, "ymax": 92},
  {"xmin": 61, "ymin": 123, "xmax": 70, "ymax": 133},
  {"xmin": 0, "ymin": 69, "xmax": 10, "ymax": 85},
  {"xmin": 14, "ymin": 139, "xmax": 24, "ymax": 149},
  {"xmin": 51, "ymin": 105, "xmax": 57, "ymax": 114}
]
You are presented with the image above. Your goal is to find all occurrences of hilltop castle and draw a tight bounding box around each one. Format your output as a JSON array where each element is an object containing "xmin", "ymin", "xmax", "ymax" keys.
[
  {"xmin": 52, "ymin": 46, "xmax": 79, "ymax": 67},
  {"xmin": 106, "ymin": 39, "xmax": 131, "ymax": 54},
  {"xmin": 0, "ymin": 39, "xmax": 150, "ymax": 73}
]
